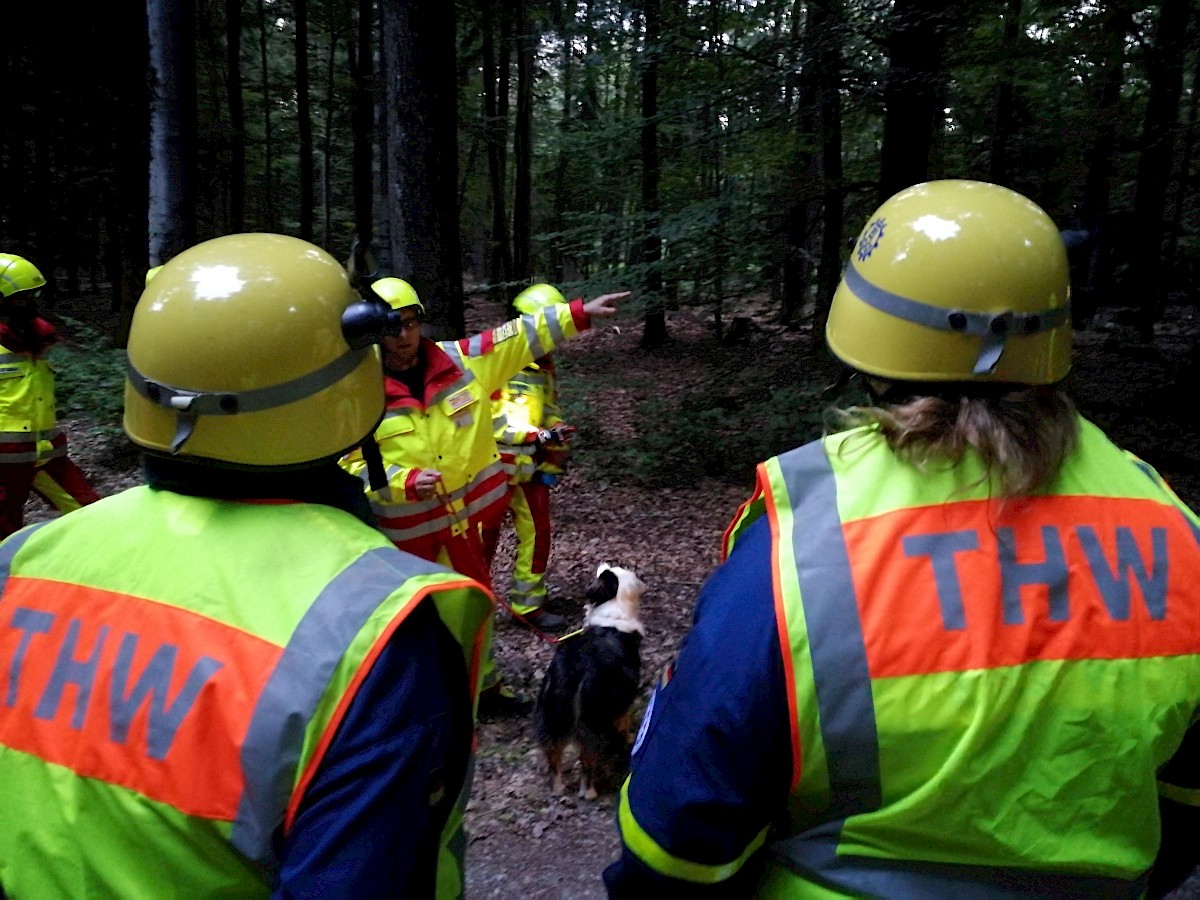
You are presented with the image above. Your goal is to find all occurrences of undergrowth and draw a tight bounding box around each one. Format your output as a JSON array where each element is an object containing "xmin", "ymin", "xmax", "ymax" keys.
[
  {"xmin": 622, "ymin": 382, "xmax": 829, "ymax": 487},
  {"xmin": 559, "ymin": 336, "xmax": 837, "ymax": 489},
  {"xmin": 47, "ymin": 316, "xmax": 127, "ymax": 438}
]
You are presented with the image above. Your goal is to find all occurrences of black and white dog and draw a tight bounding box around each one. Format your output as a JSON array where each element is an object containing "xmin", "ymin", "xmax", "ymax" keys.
[{"xmin": 533, "ymin": 563, "xmax": 646, "ymax": 799}]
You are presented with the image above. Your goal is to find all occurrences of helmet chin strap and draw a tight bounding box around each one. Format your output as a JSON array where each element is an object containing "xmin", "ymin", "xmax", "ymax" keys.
[{"xmin": 360, "ymin": 433, "xmax": 388, "ymax": 492}]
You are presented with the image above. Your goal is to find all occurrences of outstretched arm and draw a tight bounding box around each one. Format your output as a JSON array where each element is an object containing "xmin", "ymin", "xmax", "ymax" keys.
[
  {"xmin": 582, "ymin": 291, "xmax": 628, "ymax": 321},
  {"xmin": 460, "ymin": 290, "xmax": 631, "ymax": 395}
]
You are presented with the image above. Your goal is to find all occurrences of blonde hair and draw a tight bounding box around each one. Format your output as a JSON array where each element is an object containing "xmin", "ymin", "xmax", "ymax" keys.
[{"xmin": 835, "ymin": 385, "xmax": 1079, "ymax": 498}]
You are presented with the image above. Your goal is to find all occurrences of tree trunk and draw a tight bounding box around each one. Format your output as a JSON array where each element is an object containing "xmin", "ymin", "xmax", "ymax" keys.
[
  {"xmin": 878, "ymin": 0, "xmax": 947, "ymax": 201},
  {"xmin": 483, "ymin": 0, "xmax": 513, "ymax": 301},
  {"xmin": 0, "ymin": 34, "xmax": 14, "ymax": 248},
  {"xmin": 815, "ymin": 0, "xmax": 845, "ymax": 340},
  {"xmin": 1129, "ymin": 0, "xmax": 1192, "ymax": 338},
  {"xmin": 296, "ymin": 0, "xmax": 314, "ymax": 241},
  {"xmin": 351, "ymin": 0, "xmax": 375, "ymax": 261},
  {"xmin": 322, "ymin": 24, "xmax": 341, "ymax": 250},
  {"xmin": 226, "ymin": 0, "xmax": 245, "ymax": 232},
  {"xmin": 1077, "ymin": 0, "xmax": 1137, "ymax": 320},
  {"xmin": 256, "ymin": 0, "xmax": 276, "ymax": 231},
  {"xmin": 147, "ymin": 0, "xmax": 196, "ymax": 265},
  {"xmin": 113, "ymin": 2, "xmax": 152, "ymax": 344},
  {"xmin": 381, "ymin": 0, "xmax": 465, "ymax": 338},
  {"xmin": 549, "ymin": 1, "xmax": 575, "ymax": 284},
  {"xmin": 783, "ymin": 0, "xmax": 818, "ymax": 333},
  {"xmin": 511, "ymin": 0, "xmax": 534, "ymax": 291},
  {"xmin": 1164, "ymin": 47, "xmax": 1200, "ymax": 276},
  {"xmin": 375, "ymin": 17, "xmax": 390, "ymax": 269},
  {"xmin": 640, "ymin": 0, "xmax": 667, "ymax": 349},
  {"xmin": 708, "ymin": 0, "xmax": 727, "ymax": 343},
  {"xmin": 987, "ymin": 0, "xmax": 1023, "ymax": 185}
]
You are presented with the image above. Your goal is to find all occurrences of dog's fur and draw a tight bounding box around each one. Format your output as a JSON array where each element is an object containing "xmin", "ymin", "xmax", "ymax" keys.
[{"xmin": 533, "ymin": 563, "xmax": 645, "ymax": 798}]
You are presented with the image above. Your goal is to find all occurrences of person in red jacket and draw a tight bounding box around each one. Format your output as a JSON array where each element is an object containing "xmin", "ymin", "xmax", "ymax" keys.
[
  {"xmin": 0, "ymin": 253, "xmax": 99, "ymax": 537},
  {"xmin": 340, "ymin": 277, "xmax": 626, "ymax": 717}
]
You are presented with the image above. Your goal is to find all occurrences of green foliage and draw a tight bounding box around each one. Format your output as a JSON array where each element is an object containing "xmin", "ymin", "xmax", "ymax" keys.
[
  {"xmin": 620, "ymin": 381, "xmax": 828, "ymax": 488},
  {"xmin": 557, "ymin": 348, "xmax": 830, "ymax": 490},
  {"xmin": 47, "ymin": 318, "xmax": 128, "ymax": 438}
]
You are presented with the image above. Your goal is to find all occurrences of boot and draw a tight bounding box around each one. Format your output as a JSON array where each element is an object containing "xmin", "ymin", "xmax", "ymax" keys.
[{"xmin": 523, "ymin": 609, "xmax": 568, "ymax": 634}]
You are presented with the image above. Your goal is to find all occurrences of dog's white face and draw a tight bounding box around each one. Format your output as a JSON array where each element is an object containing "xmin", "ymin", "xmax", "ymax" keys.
[{"xmin": 594, "ymin": 563, "xmax": 646, "ymax": 608}]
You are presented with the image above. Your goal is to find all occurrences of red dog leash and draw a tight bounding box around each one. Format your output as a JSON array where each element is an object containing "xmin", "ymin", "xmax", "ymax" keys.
[{"xmin": 501, "ymin": 603, "xmax": 583, "ymax": 645}]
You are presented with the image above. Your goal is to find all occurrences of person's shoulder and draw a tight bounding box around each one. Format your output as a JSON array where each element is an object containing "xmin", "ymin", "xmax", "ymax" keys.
[
  {"xmin": 763, "ymin": 426, "xmax": 878, "ymax": 472},
  {"xmin": 696, "ymin": 516, "xmax": 776, "ymax": 626}
]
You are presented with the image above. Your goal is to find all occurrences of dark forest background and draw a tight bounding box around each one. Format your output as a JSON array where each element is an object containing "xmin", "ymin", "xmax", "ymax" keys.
[{"xmin": 2, "ymin": 0, "xmax": 1197, "ymax": 351}]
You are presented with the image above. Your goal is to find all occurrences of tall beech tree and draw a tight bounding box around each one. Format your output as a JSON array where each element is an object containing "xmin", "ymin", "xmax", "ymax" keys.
[
  {"xmin": 147, "ymin": 0, "xmax": 197, "ymax": 266},
  {"xmin": 381, "ymin": 0, "xmax": 465, "ymax": 337}
]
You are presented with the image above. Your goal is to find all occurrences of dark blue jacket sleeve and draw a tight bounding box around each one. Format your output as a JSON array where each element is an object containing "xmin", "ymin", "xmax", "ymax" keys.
[
  {"xmin": 604, "ymin": 516, "xmax": 792, "ymax": 896},
  {"xmin": 1149, "ymin": 723, "xmax": 1200, "ymax": 898},
  {"xmin": 273, "ymin": 597, "xmax": 473, "ymax": 899}
]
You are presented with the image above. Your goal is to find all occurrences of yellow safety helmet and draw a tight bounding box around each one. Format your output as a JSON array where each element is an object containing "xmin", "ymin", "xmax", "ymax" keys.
[
  {"xmin": 826, "ymin": 180, "xmax": 1072, "ymax": 385},
  {"xmin": 0, "ymin": 253, "xmax": 47, "ymax": 300},
  {"xmin": 369, "ymin": 277, "xmax": 424, "ymax": 312},
  {"xmin": 512, "ymin": 283, "xmax": 565, "ymax": 316},
  {"xmin": 124, "ymin": 233, "xmax": 386, "ymax": 468}
]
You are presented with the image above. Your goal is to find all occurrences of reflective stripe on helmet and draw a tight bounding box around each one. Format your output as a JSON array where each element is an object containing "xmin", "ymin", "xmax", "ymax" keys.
[
  {"xmin": 126, "ymin": 346, "xmax": 369, "ymax": 453},
  {"xmin": 842, "ymin": 263, "xmax": 1071, "ymax": 376}
]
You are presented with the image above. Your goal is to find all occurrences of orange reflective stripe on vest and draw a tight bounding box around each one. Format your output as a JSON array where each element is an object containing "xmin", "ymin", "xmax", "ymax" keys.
[
  {"xmin": 1, "ymin": 565, "xmax": 272, "ymax": 819},
  {"xmin": 847, "ymin": 495, "xmax": 1197, "ymax": 678}
]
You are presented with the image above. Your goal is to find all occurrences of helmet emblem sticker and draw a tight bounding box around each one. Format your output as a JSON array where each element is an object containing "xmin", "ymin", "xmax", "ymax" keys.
[{"xmin": 857, "ymin": 218, "xmax": 886, "ymax": 261}]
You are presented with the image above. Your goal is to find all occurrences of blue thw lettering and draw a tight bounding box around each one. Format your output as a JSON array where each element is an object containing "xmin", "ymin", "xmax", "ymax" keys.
[
  {"xmin": 903, "ymin": 530, "xmax": 979, "ymax": 630},
  {"xmin": 999, "ymin": 526, "xmax": 1069, "ymax": 624},
  {"xmin": 35, "ymin": 617, "xmax": 110, "ymax": 729},
  {"xmin": 109, "ymin": 632, "xmax": 224, "ymax": 760},
  {"xmin": 1075, "ymin": 525, "xmax": 1168, "ymax": 620},
  {"xmin": 4, "ymin": 607, "xmax": 54, "ymax": 708}
]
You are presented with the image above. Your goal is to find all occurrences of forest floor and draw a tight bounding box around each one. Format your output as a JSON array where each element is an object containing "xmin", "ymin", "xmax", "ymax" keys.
[{"xmin": 31, "ymin": 290, "xmax": 1200, "ymax": 898}]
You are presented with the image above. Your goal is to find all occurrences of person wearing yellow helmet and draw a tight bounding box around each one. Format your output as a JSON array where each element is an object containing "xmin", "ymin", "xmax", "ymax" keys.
[
  {"xmin": 0, "ymin": 252, "xmax": 101, "ymax": 538},
  {"xmin": 606, "ymin": 181, "xmax": 1200, "ymax": 897},
  {"xmin": 481, "ymin": 283, "xmax": 579, "ymax": 634},
  {"xmin": 340, "ymin": 276, "xmax": 627, "ymax": 717},
  {"xmin": 0, "ymin": 234, "xmax": 493, "ymax": 899}
]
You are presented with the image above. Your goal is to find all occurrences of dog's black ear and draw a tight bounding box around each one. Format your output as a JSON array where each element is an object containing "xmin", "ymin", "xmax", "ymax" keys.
[{"xmin": 585, "ymin": 569, "xmax": 620, "ymax": 604}]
